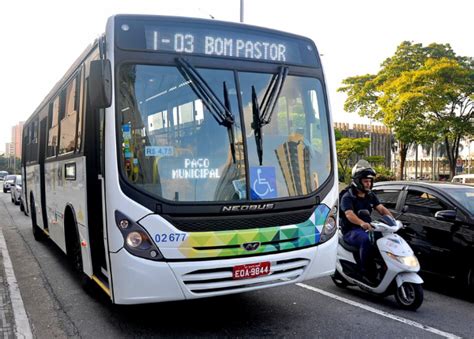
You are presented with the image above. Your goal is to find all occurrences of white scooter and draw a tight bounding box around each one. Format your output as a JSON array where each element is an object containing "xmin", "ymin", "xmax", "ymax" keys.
[{"xmin": 331, "ymin": 210, "xmax": 424, "ymax": 310}]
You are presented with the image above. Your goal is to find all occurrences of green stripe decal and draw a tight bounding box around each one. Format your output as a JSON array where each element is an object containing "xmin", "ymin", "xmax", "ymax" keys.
[{"xmin": 178, "ymin": 204, "xmax": 331, "ymax": 258}]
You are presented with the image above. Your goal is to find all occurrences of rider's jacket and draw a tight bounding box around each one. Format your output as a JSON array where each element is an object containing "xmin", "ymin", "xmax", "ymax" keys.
[{"xmin": 340, "ymin": 187, "xmax": 381, "ymax": 234}]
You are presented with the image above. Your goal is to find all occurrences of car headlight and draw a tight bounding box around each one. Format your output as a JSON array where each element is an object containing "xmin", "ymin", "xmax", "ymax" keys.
[
  {"xmin": 386, "ymin": 252, "xmax": 419, "ymax": 267},
  {"xmin": 115, "ymin": 210, "xmax": 163, "ymax": 261},
  {"xmin": 320, "ymin": 204, "xmax": 338, "ymax": 243}
]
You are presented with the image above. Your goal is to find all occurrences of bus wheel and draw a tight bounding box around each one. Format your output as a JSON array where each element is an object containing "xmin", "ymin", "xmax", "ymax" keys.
[
  {"xmin": 69, "ymin": 232, "xmax": 84, "ymax": 274},
  {"xmin": 66, "ymin": 219, "xmax": 94, "ymax": 292},
  {"xmin": 30, "ymin": 198, "xmax": 45, "ymax": 241}
]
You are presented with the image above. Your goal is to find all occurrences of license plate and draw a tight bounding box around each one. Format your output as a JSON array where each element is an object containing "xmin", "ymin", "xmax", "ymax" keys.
[{"xmin": 232, "ymin": 262, "xmax": 271, "ymax": 280}]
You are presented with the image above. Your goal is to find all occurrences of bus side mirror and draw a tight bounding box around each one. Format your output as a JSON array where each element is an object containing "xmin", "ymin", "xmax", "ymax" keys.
[{"xmin": 89, "ymin": 59, "xmax": 112, "ymax": 109}]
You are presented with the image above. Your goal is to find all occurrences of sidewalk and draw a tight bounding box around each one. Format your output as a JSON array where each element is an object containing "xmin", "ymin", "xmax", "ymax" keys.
[
  {"xmin": 0, "ymin": 237, "xmax": 17, "ymax": 339},
  {"xmin": 0, "ymin": 220, "xmax": 32, "ymax": 339}
]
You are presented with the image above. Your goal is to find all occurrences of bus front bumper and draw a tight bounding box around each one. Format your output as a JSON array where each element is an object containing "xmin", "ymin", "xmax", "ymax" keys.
[{"xmin": 109, "ymin": 234, "xmax": 337, "ymax": 305}]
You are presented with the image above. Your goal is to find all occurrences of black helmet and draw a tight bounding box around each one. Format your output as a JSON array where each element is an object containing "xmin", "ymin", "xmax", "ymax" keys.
[{"xmin": 351, "ymin": 160, "xmax": 376, "ymax": 192}]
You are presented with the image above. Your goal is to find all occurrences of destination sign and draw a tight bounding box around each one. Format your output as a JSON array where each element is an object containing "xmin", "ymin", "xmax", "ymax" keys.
[
  {"xmin": 144, "ymin": 27, "xmax": 291, "ymax": 62},
  {"xmin": 115, "ymin": 17, "xmax": 319, "ymax": 66}
]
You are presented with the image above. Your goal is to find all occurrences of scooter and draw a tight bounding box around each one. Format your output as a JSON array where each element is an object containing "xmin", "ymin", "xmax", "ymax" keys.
[{"xmin": 331, "ymin": 210, "xmax": 424, "ymax": 310}]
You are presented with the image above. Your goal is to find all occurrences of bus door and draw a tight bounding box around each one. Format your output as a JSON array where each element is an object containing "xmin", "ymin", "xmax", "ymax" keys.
[
  {"xmin": 39, "ymin": 117, "xmax": 49, "ymax": 231},
  {"xmin": 84, "ymin": 78, "xmax": 108, "ymax": 282}
]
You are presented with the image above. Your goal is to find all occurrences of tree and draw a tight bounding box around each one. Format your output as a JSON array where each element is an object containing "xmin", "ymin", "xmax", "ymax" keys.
[
  {"xmin": 0, "ymin": 156, "xmax": 8, "ymax": 171},
  {"xmin": 0, "ymin": 156, "xmax": 20, "ymax": 173},
  {"xmin": 338, "ymin": 41, "xmax": 474, "ymax": 179},
  {"xmin": 366, "ymin": 155, "xmax": 385, "ymax": 166},
  {"xmin": 336, "ymin": 137, "xmax": 370, "ymax": 182},
  {"xmin": 387, "ymin": 56, "xmax": 474, "ymax": 177}
]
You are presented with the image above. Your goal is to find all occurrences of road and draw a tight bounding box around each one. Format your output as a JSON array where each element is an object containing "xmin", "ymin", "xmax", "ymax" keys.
[{"xmin": 0, "ymin": 192, "xmax": 472, "ymax": 338}]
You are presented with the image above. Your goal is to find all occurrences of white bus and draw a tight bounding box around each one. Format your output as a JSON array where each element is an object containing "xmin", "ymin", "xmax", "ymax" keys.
[{"xmin": 22, "ymin": 14, "xmax": 338, "ymax": 304}]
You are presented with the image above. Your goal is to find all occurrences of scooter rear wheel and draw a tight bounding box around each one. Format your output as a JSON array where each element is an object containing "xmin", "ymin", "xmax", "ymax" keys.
[
  {"xmin": 395, "ymin": 282, "xmax": 423, "ymax": 311},
  {"xmin": 331, "ymin": 270, "xmax": 349, "ymax": 288}
]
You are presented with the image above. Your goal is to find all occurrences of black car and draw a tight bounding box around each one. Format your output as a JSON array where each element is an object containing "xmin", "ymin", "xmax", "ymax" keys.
[{"xmin": 372, "ymin": 181, "xmax": 474, "ymax": 297}]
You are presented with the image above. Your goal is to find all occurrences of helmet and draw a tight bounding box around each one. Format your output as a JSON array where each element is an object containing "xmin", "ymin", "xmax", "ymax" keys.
[{"xmin": 351, "ymin": 160, "xmax": 376, "ymax": 192}]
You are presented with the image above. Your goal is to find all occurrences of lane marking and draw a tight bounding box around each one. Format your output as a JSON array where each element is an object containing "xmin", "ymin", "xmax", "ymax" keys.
[
  {"xmin": 0, "ymin": 227, "xmax": 33, "ymax": 338},
  {"xmin": 297, "ymin": 283, "xmax": 461, "ymax": 339}
]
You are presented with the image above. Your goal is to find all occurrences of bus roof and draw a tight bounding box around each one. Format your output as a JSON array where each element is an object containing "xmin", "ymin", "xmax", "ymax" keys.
[{"xmin": 25, "ymin": 39, "xmax": 100, "ymax": 125}]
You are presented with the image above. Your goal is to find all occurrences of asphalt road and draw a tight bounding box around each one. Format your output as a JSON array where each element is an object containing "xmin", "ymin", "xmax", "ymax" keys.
[{"xmin": 0, "ymin": 192, "xmax": 472, "ymax": 338}]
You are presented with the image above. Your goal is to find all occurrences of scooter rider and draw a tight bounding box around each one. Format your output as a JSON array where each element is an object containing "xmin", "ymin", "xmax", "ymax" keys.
[{"xmin": 340, "ymin": 160, "xmax": 393, "ymax": 282}]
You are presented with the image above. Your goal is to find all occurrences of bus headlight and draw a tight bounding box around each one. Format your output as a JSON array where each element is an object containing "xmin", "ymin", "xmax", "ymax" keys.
[
  {"xmin": 320, "ymin": 204, "xmax": 338, "ymax": 243},
  {"xmin": 115, "ymin": 211, "xmax": 164, "ymax": 261},
  {"xmin": 126, "ymin": 232, "xmax": 143, "ymax": 248}
]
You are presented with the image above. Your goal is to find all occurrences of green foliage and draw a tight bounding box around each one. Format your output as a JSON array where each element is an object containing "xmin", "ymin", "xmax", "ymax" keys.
[
  {"xmin": 0, "ymin": 156, "xmax": 7, "ymax": 171},
  {"xmin": 336, "ymin": 137, "xmax": 370, "ymax": 182},
  {"xmin": 334, "ymin": 129, "xmax": 343, "ymax": 141},
  {"xmin": 338, "ymin": 41, "xmax": 474, "ymax": 178},
  {"xmin": 0, "ymin": 156, "xmax": 20, "ymax": 173},
  {"xmin": 366, "ymin": 155, "xmax": 385, "ymax": 165},
  {"xmin": 338, "ymin": 166, "xmax": 352, "ymax": 184},
  {"xmin": 374, "ymin": 165, "xmax": 396, "ymax": 182}
]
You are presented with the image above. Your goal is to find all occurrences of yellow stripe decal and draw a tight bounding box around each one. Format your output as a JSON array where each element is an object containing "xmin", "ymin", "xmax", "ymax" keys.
[{"xmin": 91, "ymin": 275, "xmax": 111, "ymax": 297}]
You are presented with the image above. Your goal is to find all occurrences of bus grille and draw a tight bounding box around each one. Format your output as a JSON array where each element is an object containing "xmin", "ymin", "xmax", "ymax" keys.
[
  {"xmin": 181, "ymin": 258, "xmax": 309, "ymax": 294},
  {"xmin": 163, "ymin": 208, "xmax": 314, "ymax": 232}
]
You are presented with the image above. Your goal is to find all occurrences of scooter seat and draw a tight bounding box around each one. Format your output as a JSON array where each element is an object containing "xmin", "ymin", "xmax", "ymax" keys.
[{"xmin": 339, "ymin": 237, "xmax": 359, "ymax": 253}]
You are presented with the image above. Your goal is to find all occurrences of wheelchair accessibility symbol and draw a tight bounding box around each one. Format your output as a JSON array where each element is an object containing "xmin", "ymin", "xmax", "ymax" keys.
[{"xmin": 250, "ymin": 167, "xmax": 277, "ymax": 199}]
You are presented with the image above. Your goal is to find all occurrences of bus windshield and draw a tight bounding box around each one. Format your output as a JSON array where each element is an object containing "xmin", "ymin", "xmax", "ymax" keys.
[{"xmin": 118, "ymin": 63, "xmax": 331, "ymax": 202}]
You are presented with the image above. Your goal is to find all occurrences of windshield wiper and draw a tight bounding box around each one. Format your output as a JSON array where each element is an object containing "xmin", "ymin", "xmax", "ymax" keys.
[
  {"xmin": 251, "ymin": 66, "xmax": 289, "ymax": 165},
  {"xmin": 176, "ymin": 58, "xmax": 236, "ymax": 163}
]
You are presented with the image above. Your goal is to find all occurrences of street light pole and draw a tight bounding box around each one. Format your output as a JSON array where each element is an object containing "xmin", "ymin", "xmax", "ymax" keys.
[
  {"xmin": 469, "ymin": 140, "xmax": 472, "ymax": 174},
  {"xmin": 240, "ymin": 0, "xmax": 244, "ymax": 22},
  {"xmin": 369, "ymin": 120, "xmax": 372, "ymax": 157}
]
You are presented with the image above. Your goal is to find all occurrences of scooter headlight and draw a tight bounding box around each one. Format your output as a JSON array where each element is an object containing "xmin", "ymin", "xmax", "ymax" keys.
[{"xmin": 386, "ymin": 252, "xmax": 419, "ymax": 267}]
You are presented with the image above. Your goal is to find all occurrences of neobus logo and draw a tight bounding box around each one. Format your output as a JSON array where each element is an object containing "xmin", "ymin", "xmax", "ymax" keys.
[{"xmin": 221, "ymin": 203, "xmax": 275, "ymax": 212}]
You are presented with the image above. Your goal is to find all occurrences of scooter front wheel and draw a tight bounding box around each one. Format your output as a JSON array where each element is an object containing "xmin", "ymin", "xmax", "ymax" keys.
[
  {"xmin": 395, "ymin": 283, "xmax": 423, "ymax": 311},
  {"xmin": 331, "ymin": 270, "xmax": 349, "ymax": 288}
]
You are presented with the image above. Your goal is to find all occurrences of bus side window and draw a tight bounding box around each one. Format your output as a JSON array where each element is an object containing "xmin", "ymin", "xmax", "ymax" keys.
[
  {"xmin": 76, "ymin": 70, "xmax": 85, "ymax": 152},
  {"xmin": 47, "ymin": 97, "xmax": 60, "ymax": 157},
  {"xmin": 59, "ymin": 76, "xmax": 78, "ymax": 154}
]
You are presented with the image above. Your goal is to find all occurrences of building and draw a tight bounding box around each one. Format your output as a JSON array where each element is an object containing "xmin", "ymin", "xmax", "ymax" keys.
[
  {"xmin": 275, "ymin": 133, "xmax": 313, "ymax": 195},
  {"xmin": 334, "ymin": 122, "xmax": 393, "ymax": 168},
  {"xmin": 11, "ymin": 122, "xmax": 24, "ymax": 158},
  {"xmin": 4, "ymin": 142, "xmax": 13, "ymax": 157},
  {"xmin": 404, "ymin": 139, "xmax": 474, "ymax": 180}
]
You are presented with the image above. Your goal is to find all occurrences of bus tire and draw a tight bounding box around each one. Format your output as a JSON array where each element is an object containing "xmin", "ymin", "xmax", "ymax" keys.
[
  {"xmin": 30, "ymin": 197, "xmax": 45, "ymax": 241},
  {"xmin": 65, "ymin": 209, "xmax": 94, "ymax": 292}
]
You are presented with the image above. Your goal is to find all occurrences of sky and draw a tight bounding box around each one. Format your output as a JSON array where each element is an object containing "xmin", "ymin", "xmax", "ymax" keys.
[{"xmin": 1, "ymin": 0, "xmax": 473, "ymax": 150}]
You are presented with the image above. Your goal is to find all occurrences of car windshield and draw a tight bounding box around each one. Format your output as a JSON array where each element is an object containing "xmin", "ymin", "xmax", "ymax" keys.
[
  {"xmin": 5, "ymin": 175, "xmax": 15, "ymax": 182},
  {"xmin": 117, "ymin": 64, "xmax": 331, "ymax": 202},
  {"xmin": 444, "ymin": 187, "xmax": 474, "ymax": 215}
]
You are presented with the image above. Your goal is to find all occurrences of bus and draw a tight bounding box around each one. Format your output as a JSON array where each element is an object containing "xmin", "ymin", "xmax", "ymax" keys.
[{"xmin": 22, "ymin": 14, "xmax": 338, "ymax": 304}]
